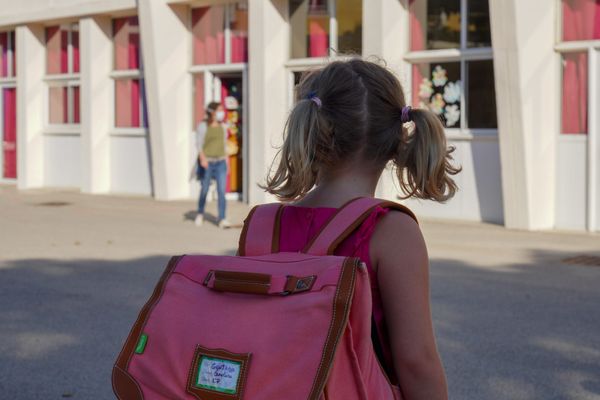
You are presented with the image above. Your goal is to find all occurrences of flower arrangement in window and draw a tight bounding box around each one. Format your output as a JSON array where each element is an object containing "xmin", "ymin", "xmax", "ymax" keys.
[{"xmin": 417, "ymin": 65, "xmax": 461, "ymax": 127}]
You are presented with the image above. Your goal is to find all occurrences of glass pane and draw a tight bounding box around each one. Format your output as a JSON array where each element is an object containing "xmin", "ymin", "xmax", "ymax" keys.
[
  {"xmin": 72, "ymin": 26, "xmax": 80, "ymax": 73},
  {"xmin": 0, "ymin": 32, "xmax": 7, "ymax": 77},
  {"xmin": 193, "ymin": 73, "xmax": 205, "ymax": 127},
  {"xmin": 410, "ymin": 0, "xmax": 461, "ymax": 51},
  {"xmin": 46, "ymin": 26, "xmax": 68, "ymax": 74},
  {"xmin": 467, "ymin": 0, "xmax": 492, "ymax": 48},
  {"xmin": 114, "ymin": 17, "xmax": 140, "ymax": 70},
  {"xmin": 561, "ymin": 52, "xmax": 588, "ymax": 134},
  {"xmin": 3, "ymin": 88, "xmax": 17, "ymax": 178},
  {"xmin": 412, "ymin": 62, "xmax": 461, "ymax": 128},
  {"xmin": 49, "ymin": 86, "xmax": 68, "ymax": 123},
  {"xmin": 467, "ymin": 60, "xmax": 496, "ymax": 128},
  {"xmin": 290, "ymin": 0, "xmax": 330, "ymax": 58},
  {"xmin": 192, "ymin": 6, "xmax": 226, "ymax": 65},
  {"xmin": 72, "ymin": 86, "xmax": 80, "ymax": 124},
  {"xmin": 336, "ymin": 0, "xmax": 362, "ymax": 54},
  {"xmin": 230, "ymin": 3, "xmax": 249, "ymax": 63},
  {"xmin": 115, "ymin": 79, "xmax": 142, "ymax": 128},
  {"xmin": 563, "ymin": 0, "xmax": 600, "ymax": 41}
]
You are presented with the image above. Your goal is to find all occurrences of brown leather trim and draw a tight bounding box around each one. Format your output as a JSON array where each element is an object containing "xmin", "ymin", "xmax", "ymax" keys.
[
  {"xmin": 112, "ymin": 365, "xmax": 143, "ymax": 400},
  {"xmin": 271, "ymin": 204, "xmax": 285, "ymax": 253},
  {"xmin": 186, "ymin": 345, "xmax": 251, "ymax": 400},
  {"xmin": 210, "ymin": 270, "xmax": 272, "ymax": 295},
  {"xmin": 308, "ymin": 257, "xmax": 358, "ymax": 399},
  {"xmin": 237, "ymin": 205, "xmax": 259, "ymax": 256},
  {"xmin": 112, "ymin": 255, "xmax": 183, "ymax": 398}
]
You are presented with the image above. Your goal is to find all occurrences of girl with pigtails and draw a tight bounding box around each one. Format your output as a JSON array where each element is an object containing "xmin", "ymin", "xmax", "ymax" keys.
[{"xmin": 263, "ymin": 58, "xmax": 458, "ymax": 399}]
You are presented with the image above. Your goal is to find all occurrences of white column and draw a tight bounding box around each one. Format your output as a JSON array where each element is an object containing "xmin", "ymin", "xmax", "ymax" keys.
[
  {"xmin": 16, "ymin": 25, "xmax": 45, "ymax": 189},
  {"xmin": 363, "ymin": 0, "xmax": 410, "ymax": 200},
  {"xmin": 489, "ymin": 0, "xmax": 559, "ymax": 229},
  {"xmin": 80, "ymin": 17, "xmax": 112, "ymax": 194},
  {"xmin": 138, "ymin": 0, "xmax": 192, "ymax": 200},
  {"xmin": 247, "ymin": 0, "xmax": 290, "ymax": 205}
]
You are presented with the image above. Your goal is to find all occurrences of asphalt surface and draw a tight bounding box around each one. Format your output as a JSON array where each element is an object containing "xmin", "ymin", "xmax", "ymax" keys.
[{"xmin": 1, "ymin": 185, "xmax": 599, "ymax": 400}]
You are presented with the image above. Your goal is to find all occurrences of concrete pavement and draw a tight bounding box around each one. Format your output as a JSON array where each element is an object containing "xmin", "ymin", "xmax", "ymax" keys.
[{"xmin": 1, "ymin": 185, "xmax": 599, "ymax": 399}]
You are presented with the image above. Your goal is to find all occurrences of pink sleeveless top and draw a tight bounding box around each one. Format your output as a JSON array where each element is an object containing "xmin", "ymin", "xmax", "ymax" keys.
[{"xmin": 278, "ymin": 205, "xmax": 396, "ymax": 378}]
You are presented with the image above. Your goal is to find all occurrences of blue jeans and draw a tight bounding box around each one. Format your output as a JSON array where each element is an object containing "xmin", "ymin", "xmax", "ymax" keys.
[{"xmin": 197, "ymin": 159, "xmax": 227, "ymax": 221}]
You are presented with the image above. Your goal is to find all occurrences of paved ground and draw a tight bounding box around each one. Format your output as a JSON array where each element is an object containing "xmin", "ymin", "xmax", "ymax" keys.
[{"xmin": 1, "ymin": 184, "xmax": 599, "ymax": 400}]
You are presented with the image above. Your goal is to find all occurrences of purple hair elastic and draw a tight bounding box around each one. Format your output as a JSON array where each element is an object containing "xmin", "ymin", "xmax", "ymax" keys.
[
  {"xmin": 307, "ymin": 91, "xmax": 322, "ymax": 108},
  {"xmin": 401, "ymin": 106, "xmax": 412, "ymax": 123}
]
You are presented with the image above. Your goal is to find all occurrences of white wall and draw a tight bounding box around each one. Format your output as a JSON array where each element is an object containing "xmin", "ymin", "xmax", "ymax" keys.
[
  {"xmin": 110, "ymin": 136, "xmax": 153, "ymax": 195},
  {"xmin": 44, "ymin": 135, "xmax": 81, "ymax": 187},
  {"xmin": 247, "ymin": 0, "xmax": 289, "ymax": 205},
  {"xmin": 0, "ymin": 0, "xmax": 136, "ymax": 26}
]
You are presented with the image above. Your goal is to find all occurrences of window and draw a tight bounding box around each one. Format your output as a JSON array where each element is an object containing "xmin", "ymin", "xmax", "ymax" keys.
[
  {"xmin": 113, "ymin": 17, "xmax": 147, "ymax": 128},
  {"xmin": 562, "ymin": 0, "xmax": 600, "ymax": 41},
  {"xmin": 289, "ymin": 0, "xmax": 362, "ymax": 58},
  {"xmin": 561, "ymin": 53, "xmax": 588, "ymax": 134},
  {"xmin": 46, "ymin": 24, "xmax": 80, "ymax": 125},
  {"xmin": 408, "ymin": 0, "xmax": 496, "ymax": 130},
  {"xmin": 192, "ymin": 2, "xmax": 248, "ymax": 65},
  {"xmin": 0, "ymin": 31, "xmax": 16, "ymax": 78}
]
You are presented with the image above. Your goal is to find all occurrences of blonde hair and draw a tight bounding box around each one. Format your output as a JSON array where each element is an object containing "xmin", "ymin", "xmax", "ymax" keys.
[{"xmin": 263, "ymin": 58, "xmax": 460, "ymax": 202}]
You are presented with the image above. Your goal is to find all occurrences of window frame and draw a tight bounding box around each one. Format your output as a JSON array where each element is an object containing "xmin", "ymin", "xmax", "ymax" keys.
[
  {"xmin": 110, "ymin": 15, "xmax": 148, "ymax": 136},
  {"xmin": 405, "ymin": 0, "xmax": 497, "ymax": 138},
  {"xmin": 0, "ymin": 30, "xmax": 16, "ymax": 81},
  {"xmin": 44, "ymin": 22, "xmax": 81, "ymax": 130},
  {"xmin": 288, "ymin": 0, "xmax": 363, "ymax": 61}
]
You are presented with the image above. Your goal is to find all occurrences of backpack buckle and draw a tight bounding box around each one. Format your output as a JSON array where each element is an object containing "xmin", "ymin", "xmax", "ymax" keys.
[{"xmin": 282, "ymin": 275, "xmax": 316, "ymax": 295}]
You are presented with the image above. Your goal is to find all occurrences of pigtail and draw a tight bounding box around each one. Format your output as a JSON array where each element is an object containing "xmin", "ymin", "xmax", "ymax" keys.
[
  {"xmin": 394, "ymin": 108, "xmax": 461, "ymax": 202},
  {"xmin": 262, "ymin": 97, "xmax": 324, "ymax": 201}
]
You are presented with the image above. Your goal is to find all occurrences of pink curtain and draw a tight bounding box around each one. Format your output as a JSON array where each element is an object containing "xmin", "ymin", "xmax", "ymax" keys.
[
  {"xmin": 0, "ymin": 32, "xmax": 7, "ymax": 77},
  {"xmin": 562, "ymin": 52, "xmax": 588, "ymax": 134},
  {"xmin": 563, "ymin": 0, "xmax": 600, "ymax": 41},
  {"xmin": 409, "ymin": 0, "xmax": 425, "ymax": 51},
  {"xmin": 73, "ymin": 86, "xmax": 80, "ymax": 124},
  {"xmin": 10, "ymin": 31, "xmax": 15, "ymax": 75},
  {"xmin": 308, "ymin": 18, "xmax": 328, "ymax": 57},
  {"xmin": 230, "ymin": 7, "xmax": 248, "ymax": 63},
  {"xmin": 3, "ymin": 88, "xmax": 16, "ymax": 178},
  {"xmin": 72, "ymin": 30, "xmax": 80, "ymax": 73},
  {"xmin": 48, "ymin": 86, "xmax": 68, "ymax": 123},
  {"xmin": 192, "ymin": 7, "xmax": 226, "ymax": 65},
  {"xmin": 114, "ymin": 17, "xmax": 140, "ymax": 70},
  {"xmin": 411, "ymin": 64, "xmax": 425, "ymax": 108},
  {"xmin": 194, "ymin": 74, "xmax": 205, "ymax": 126},
  {"xmin": 115, "ymin": 79, "xmax": 141, "ymax": 127}
]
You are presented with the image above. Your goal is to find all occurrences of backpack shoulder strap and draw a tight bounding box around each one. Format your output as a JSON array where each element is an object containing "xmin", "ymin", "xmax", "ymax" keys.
[
  {"xmin": 238, "ymin": 203, "xmax": 285, "ymax": 256},
  {"xmin": 303, "ymin": 197, "xmax": 417, "ymax": 256}
]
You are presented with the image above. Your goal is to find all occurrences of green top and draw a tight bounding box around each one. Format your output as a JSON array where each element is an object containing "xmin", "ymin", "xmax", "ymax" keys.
[{"xmin": 203, "ymin": 126, "xmax": 226, "ymax": 158}]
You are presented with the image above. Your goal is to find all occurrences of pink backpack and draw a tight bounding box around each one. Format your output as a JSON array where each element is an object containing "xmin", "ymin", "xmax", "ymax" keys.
[{"xmin": 112, "ymin": 197, "xmax": 416, "ymax": 399}]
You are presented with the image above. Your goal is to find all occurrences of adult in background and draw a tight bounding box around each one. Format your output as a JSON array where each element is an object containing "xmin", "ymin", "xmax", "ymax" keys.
[{"xmin": 195, "ymin": 102, "xmax": 231, "ymax": 228}]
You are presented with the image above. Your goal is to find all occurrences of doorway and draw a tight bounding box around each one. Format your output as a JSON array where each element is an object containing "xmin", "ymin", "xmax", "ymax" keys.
[
  {"xmin": 199, "ymin": 70, "xmax": 247, "ymax": 202},
  {"xmin": 1, "ymin": 87, "xmax": 16, "ymax": 180}
]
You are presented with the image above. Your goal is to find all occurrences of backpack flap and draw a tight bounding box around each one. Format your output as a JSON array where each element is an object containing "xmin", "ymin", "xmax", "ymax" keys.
[{"xmin": 113, "ymin": 253, "xmax": 364, "ymax": 400}]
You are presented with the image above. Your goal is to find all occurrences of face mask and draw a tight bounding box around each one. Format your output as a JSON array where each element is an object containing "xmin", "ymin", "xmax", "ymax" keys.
[{"xmin": 215, "ymin": 111, "xmax": 226, "ymax": 122}]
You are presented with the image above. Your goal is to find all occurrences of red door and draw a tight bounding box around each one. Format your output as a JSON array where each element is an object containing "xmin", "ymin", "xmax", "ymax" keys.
[{"xmin": 2, "ymin": 87, "xmax": 16, "ymax": 179}]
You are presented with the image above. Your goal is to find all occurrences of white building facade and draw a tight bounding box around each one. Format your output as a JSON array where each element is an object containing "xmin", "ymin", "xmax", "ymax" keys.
[{"xmin": 0, "ymin": 0, "xmax": 598, "ymax": 232}]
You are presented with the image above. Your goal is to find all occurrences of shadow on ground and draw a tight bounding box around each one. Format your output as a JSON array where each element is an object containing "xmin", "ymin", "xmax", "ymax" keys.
[{"xmin": 1, "ymin": 249, "xmax": 599, "ymax": 399}]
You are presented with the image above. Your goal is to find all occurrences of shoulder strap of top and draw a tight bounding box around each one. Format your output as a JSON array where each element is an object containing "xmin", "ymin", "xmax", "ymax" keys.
[
  {"xmin": 302, "ymin": 197, "xmax": 417, "ymax": 256},
  {"xmin": 238, "ymin": 203, "xmax": 285, "ymax": 256}
]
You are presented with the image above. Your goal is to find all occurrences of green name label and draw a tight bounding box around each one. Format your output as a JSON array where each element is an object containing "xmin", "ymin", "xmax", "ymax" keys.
[{"xmin": 135, "ymin": 334, "xmax": 148, "ymax": 354}]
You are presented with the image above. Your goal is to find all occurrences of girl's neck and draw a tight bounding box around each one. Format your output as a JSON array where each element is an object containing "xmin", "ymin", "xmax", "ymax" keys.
[{"xmin": 294, "ymin": 165, "xmax": 382, "ymax": 208}]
